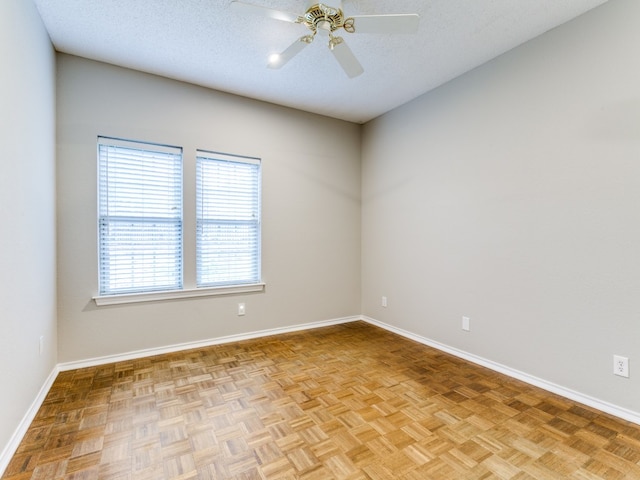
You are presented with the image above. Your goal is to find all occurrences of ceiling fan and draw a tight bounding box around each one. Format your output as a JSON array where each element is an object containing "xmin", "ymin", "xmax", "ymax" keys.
[{"xmin": 229, "ymin": 1, "xmax": 420, "ymax": 78}]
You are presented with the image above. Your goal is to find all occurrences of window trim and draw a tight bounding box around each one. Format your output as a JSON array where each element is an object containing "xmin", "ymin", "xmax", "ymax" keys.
[{"xmin": 93, "ymin": 283, "xmax": 265, "ymax": 306}]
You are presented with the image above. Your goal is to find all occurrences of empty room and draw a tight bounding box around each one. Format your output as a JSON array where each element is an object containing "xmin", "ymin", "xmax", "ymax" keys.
[{"xmin": 1, "ymin": 0, "xmax": 639, "ymax": 478}]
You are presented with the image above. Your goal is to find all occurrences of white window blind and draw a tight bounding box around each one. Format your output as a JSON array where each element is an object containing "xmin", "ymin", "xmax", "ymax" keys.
[
  {"xmin": 98, "ymin": 137, "xmax": 183, "ymax": 295},
  {"xmin": 196, "ymin": 151, "xmax": 261, "ymax": 287}
]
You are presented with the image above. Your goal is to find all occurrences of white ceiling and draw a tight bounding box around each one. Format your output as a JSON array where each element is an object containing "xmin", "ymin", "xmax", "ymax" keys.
[{"xmin": 33, "ymin": 0, "xmax": 608, "ymax": 124}]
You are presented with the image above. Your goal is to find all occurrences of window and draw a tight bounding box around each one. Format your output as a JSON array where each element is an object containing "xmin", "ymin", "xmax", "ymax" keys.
[
  {"xmin": 95, "ymin": 137, "xmax": 263, "ymax": 304},
  {"xmin": 196, "ymin": 151, "xmax": 261, "ymax": 287},
  {"xmin": 98, "ymin": 137, "xmax": 183, "ymax": 295}
]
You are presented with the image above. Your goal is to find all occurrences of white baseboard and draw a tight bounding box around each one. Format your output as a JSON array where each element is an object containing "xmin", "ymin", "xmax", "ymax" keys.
[
  {"xmin": 362, "ymin": 316, "xmax": 640, "ymax": 426},
  {"xmin": 0, "ymin": 366, "xmax": 59, "ymax": 477},
  {"xmin": 58, "ymin": 315, "xmax": 359, "ymax": 371}
]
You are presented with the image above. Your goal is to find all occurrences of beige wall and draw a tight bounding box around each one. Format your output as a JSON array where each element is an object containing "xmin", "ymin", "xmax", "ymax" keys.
[
  {"xmin": 0, "ymin": 0, "xmax": 57, "ymax": 455},
  {"xmin": 56, "ymin": 54, "xmax": 362, "ymax": 362},
  {"xmin": 362, "ymin": 0, "xmax": 640, "ymax": 411}
]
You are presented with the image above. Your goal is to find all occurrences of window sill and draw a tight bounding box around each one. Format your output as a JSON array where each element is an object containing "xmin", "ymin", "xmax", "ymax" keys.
[{"xmin": 93, "ymin": 283, "xmax": 265, "ymax": 306}]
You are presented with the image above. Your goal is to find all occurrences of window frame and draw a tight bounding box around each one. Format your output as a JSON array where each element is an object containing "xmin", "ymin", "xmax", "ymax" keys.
[
  {"xmin": 93, "ymin": 138, "xmax": 264, "ymax": 306},
  {"xmin": 196, "ymin": 150, "xmax": 262, "ymax": 289},
  {"xmin": 97, "ymin": 136, "xmax": 184, "ymax": 296}
]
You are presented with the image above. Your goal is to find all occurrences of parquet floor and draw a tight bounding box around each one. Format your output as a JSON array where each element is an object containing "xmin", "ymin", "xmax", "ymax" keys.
[{"xmin": 4, "ymin": 322, "xmax": 640, "ymax": 479}]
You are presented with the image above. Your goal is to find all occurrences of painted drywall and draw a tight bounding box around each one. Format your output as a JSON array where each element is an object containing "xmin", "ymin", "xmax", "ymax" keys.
[
  {"xmin": 0, "ymin": 0, "xmax": 57, "ymax": 458},
  {"xmin": 362, "ymin": 0, "xmax": 640, "ymax": 413},
  {"xmin": 56, "ymin": 54, "xmax": 361, "ymax": 362}
]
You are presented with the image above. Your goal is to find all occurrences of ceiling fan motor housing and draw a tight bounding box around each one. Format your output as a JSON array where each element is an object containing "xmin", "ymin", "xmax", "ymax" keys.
[{"xmin": 302, "ymin": 4, "xmax": 346, "ymax": 32}]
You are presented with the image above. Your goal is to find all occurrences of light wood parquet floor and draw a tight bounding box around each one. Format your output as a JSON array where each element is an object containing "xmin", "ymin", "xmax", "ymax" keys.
[{"xmin": 4, "ymin": 321, "xmax": 640, "ymax": 479}]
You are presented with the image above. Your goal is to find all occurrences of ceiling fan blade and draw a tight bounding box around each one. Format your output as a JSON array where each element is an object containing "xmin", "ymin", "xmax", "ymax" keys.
[
  {"xmin": 268, "ymin": 36, "xmax": 312, "ymax": 69},
  {"xmin": 229, "ymin": 1, "xmax": 301, "ymax": 23},
  {"xmin": 348, "ymin": 14, "xmax": 420, "ymax": 34},
  {"xmin": 329, "ymin": 37, "xmax": 364, "ymax": 78}
]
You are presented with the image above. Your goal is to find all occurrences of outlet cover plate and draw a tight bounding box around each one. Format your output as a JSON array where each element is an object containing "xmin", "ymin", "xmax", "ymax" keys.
[{"xmin": 614, "ymin": 355, "xmax": 629, "ymax": 378}]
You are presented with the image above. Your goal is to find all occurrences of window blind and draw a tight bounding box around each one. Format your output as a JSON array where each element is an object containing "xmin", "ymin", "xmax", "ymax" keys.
[
  {"xmin": 98, "ymin": 137, "xmax": 183, "ymax": 295},
  {"xmin": 196, "ymin": 151, "xmax": 261, "ymax": 287}
]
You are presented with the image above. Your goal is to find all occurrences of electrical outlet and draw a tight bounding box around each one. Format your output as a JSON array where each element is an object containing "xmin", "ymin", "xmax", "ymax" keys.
[
  {"xmin": 613, "ymin": 355, "xmax": 629, "ymax": 378},
  {"xmin": 462, "ymin": 316, "xmax": 470, "ymax": 332},
  {"xmin": 381, "ymin": 296, "xmax": 388, "ymax": 308},
  {"xmin": 39, "ymin": 336, "xmax": 44, "ymax": 356},
  {"xmin": 238, "ymin": 303, "xmax": 246, "ymax": 316}
]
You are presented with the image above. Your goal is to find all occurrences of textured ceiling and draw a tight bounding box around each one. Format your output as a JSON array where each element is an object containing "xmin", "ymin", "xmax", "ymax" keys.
[{"xmin": 34, "ymin": 0, "xmax": 608, "ymax": 123}]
